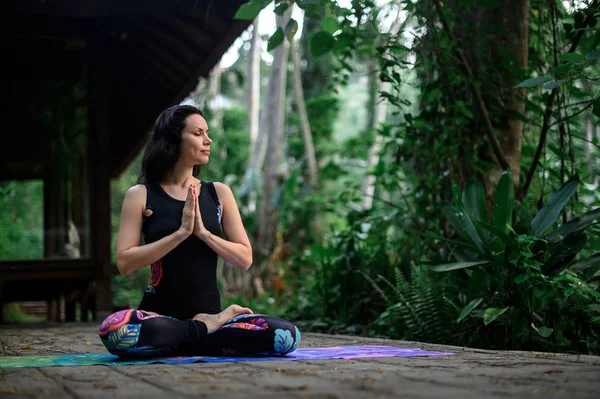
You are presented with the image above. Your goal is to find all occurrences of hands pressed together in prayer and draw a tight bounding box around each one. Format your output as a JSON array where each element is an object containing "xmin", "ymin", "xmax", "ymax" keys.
[{"xmin": 179, "ymin": 184, "xmax": 210, "ymax": 240}]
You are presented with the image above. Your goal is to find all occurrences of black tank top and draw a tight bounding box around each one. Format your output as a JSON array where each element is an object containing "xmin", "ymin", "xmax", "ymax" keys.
[{"xmin": 137, "ymin": 181, "xmax": 223, "ymax": 320}]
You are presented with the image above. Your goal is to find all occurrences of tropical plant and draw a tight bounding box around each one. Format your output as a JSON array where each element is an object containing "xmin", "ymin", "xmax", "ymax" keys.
[
  {"xmin": 433, "ymin": 171, "xmax": 600, "ymax": 353},
  {"xmin": 364, "ymin": 264, "xmax": 460, "ymax": 343}
]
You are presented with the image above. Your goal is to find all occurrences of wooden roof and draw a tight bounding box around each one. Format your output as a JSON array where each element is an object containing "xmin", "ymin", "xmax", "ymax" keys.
[{"xmin": 1, "ymin": 0, "xmax": 252, "ymax": 178}]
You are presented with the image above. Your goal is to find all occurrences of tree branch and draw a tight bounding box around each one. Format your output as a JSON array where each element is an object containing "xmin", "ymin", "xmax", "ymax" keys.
[
  {"xmin": 519, "ymin": 0, "xmax": 599, "ymax": 199},
  {"xmin": 570, "ymin": 132, "xmax": 600, "ymax": 150},
  {"xmin": 550, "ymin": 100, "xmax": 596, "ymax": 128},
  {"xmin": 432, "ymin": 0, "xmax": 511, "ymax": 172}
]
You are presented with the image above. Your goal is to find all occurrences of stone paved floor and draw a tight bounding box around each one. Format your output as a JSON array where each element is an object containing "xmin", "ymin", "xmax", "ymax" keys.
[{"xmin": 0, "ymin": 323, "xmax": 599, "ymax": 398}]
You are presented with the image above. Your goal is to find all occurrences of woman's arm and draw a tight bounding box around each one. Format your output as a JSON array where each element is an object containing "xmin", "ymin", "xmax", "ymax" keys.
[
  {"xmin": 115, "ymin": 184, "xmax": 192, "ymax": 276},
  {"xmin": 196, "ymin": 183, "xmax": 253, "ymax": 270}
]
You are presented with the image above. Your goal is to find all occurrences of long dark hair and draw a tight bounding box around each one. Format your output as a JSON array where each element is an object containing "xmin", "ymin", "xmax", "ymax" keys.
[{"xmin": 138, "ymin": 104, "xmax": 203, "ymax": 184}]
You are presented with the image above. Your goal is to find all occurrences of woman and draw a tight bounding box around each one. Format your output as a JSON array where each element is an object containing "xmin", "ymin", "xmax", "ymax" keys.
[{"xmin": 99, "ymin": 105, "xmax": 301, "ymax": 358}]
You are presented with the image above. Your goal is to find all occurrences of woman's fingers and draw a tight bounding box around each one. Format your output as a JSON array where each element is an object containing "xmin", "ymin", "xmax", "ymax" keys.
[{"xmin": 180, "ymin": 185, "xmax": 196, "ymax": 234}]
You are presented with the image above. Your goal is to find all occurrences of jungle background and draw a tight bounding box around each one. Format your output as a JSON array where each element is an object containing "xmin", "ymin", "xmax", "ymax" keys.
[{"xmin": 1, "ymin": 0, "xmax": 600, "ymax": 355}]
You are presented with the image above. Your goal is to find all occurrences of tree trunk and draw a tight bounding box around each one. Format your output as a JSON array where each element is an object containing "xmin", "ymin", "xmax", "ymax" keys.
[
  {"xmin": 483, "ymin": 0, "xmax": 529, "ymax": 196},
  {"xmin": 208, "ymin": 64, "xmax": 225, "ymax": 161},
  {"xmin": 255, "ymin": 9, "xmax": 291, "ymax": 292},
  {"xmin": 585, "ymin": 111, "xmax": 595, "ymax": 183},
  {"xmin": 290, "ymin": 42, "xmax": 318, "ymax": 187},
  {"xmin": 248, "ymin": 16, "xmax": 261, "ymax": 151},
  {"xmin": 242, "ymin": 17, "xmax": 264, "ymax": 214},
  {"xmin": 362, "ymin": 76, "xmax": 390, "ymax": 210},
  {"xmin": 361, "ymin": 18, "xmax": 402, "ymax": 210}
]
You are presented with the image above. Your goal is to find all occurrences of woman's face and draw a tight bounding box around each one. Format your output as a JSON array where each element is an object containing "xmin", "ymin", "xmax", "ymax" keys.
[{"xmin": 179, "ymin": 113, "xmax": 212, "ymax": 165}]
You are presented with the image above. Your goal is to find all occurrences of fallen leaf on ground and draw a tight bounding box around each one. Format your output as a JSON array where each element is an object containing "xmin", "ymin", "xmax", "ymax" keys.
[
  {"xmin": 544, "ymin": 369, "xmax": 564, "ymax": 374},
  {"xmin": 20, "ymin": 345, "xmax": 35, "ymax": 350}
]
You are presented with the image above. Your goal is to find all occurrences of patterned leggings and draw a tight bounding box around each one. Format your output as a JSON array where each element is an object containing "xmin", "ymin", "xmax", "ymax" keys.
[{"xmin": 98, "ymin": 309, "xmax": 301, "ymax": 359}]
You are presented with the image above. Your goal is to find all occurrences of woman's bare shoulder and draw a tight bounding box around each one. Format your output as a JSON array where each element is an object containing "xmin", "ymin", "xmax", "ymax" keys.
[
  {"xmin": 123, "ymin": 184, "xmax": 147, "ymax": 203},
  {"xmin": 213, "ymin": 182, "xmax": 234, "ymax": 198}
]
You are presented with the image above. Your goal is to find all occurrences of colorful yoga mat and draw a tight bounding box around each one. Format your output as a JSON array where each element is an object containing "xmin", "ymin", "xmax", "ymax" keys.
[{"xmin": 0, "ymin": 345, "xmax": 454, "ymax": 369}]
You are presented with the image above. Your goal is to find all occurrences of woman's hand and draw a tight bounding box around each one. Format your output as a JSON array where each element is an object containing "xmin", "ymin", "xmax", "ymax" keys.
[
  {"xmin": 179, "ymin": 185, "xmax": 196, "ymax": 236},
  {"xmin": 194, "ymin": 185, "xmax": 209, "ymax": 240}
]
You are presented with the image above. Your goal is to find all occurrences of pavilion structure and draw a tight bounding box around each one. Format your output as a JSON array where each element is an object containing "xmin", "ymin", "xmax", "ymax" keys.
[{"xmin": 0, "ymin": 0, "xmax": 252, "ymax": 322}]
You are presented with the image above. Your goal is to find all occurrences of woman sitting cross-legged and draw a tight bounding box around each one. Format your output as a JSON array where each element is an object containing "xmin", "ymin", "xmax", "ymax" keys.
[{"xmin": 99, "ymin": 105, "xmax": 300, "ymax": 358}]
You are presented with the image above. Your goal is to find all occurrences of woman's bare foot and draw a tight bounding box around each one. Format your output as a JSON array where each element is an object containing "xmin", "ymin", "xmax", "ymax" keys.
[{"xmin": 193, "ymin": 305, "xmax": 253, "ymax": 333}]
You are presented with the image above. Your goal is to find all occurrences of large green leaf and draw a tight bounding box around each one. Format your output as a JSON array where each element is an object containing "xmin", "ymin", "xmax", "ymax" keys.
[
  {"xmin": 442, "ymin": 205, "xmax": 469, "ymax": 241},
  {"xmin": 310, "ymin": 31, "xmax": 335, "ymax": 57},
  {"xmin": 267, "ymin": 28, "xmax": 284, "ymax": 52},
  {"xmin": 473, "ymin": 221, "xmax": 516, "ymax": 249},
  {"xmin": 542, "ymin": 231, "xmax": 587, "ymax": 276},
  {"xmin": 333, "ymin": 32, "xmax": 353, "ymax": 52},
  {"xmin": 530, "ymin": 174, "xmax": 580, "ymax": 236},
  {"xmin": 515, "ymin": 76, "xmax": 552, "ymax": 88},
  {"xmin": 492, "ymin": 171, "xmax": 514, "ymax": 233},
  {"xmin": 274, "ymin": 3, "xmax": 289, "ymax": 15},
  {"xmin": 570, "ymin": 253, "xmax": 600, "ymax": 275},
  {"xmin": 462, "ymin": 210, "xmax": 488, "ymax": 254},
  {"xmin": 432, "ymin": 261, "xmax": 489, "ymax": 272},
  {"xmin": 492, "ymin": 171, "xmax": 514, "ymax": 254},
  {"xmin": 457, "ymin": 298, "xmax": 483, "ymax": 322},
  {"xmin": 322, "ymin": 17, "xmax": 340, "ymax": 35},
  {"xmin": 233, "ymin": 0, "xmax": 266, "ymax": 20},
  {"xmin": 545, "ymin": 207, "xmax": 600, "ymax": 244},
  {"xmin": 531, "ymin": 323, "xmax": 554, "ymax": 338},
  {"xmin": 285, "ymin": 19, "xmax": 299, "ymax": 42},
  {"xmin": 483, "ymin": 307, "xmax": 509, "ymax": 325},
  {"xmin": 543, "ymin": 79, "xmax": 566, "ymax": 90},
  {"xmin": 462, "ymin": 178, "xmax": 490, "ymax": 246}
]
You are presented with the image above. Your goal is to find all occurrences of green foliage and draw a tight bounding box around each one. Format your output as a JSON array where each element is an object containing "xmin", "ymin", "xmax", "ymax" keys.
[
  {"xmin": 434, "ymin": 172, "xmax": 600, "ymax": 353},
  {"xmin": 233, "ymin": 0, "xmax": 269, "ymax": 20},
  {"xmin": 0, "ymin": 181, "xmax": 44, "ymax": 260},
  {"xmin": 310, "ymin": 31, "xmax": 336, "ymax": 57},
  {"xmin": 366, "ymin": 265, "xmax": 460, "ymax": 343},
  {"xmin": 268, "ymin": 28, "xmax": 285, "ymax": 51},
  {"xmin": 2, "ymin": 303, "xmax": 42, "ymax": 324}
]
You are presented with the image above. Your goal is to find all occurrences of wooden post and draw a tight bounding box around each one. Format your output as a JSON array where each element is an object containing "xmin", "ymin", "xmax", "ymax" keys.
[
  {"xmin": 79, "ymin": 286, "xmax": 90, "ymax": 322},
  {"xmin": 47, "ymin": 296, "xmax": 59, "ymax": 322},
  {"xmin": 88, "ymin": 39, "xmax": 113, "ymax": 322},
  {"xmin": 65, "ymin": 297, "xmax": 76, "ymax": 322}
]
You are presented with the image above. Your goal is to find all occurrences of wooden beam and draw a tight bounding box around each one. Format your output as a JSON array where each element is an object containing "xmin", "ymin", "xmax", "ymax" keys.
[
  {"xmin": 0, "ymin": 259, "xmax": 94, "ymax": 271},
  {"xmin": 117, "ymin": 40, "xmax": 184, "ymax": 88},
  {"xmin": 172, "ymin": 19, "xmax": 252, "ymax": 104},
  {"xmin": 124, "ymin": 33, "xmax": 192, "ymax": 77},
  {"xmin": 149, "ymin": 12, "xmax": 216, "ymax": 51},
  {"xmin": 179, "ymin": 8, "xmax": 231, "ymax": 37},
  {"xmin": 127, "ymin": 15, "xmax": 199, "ymax": 66},
  {"xmin": 8, "ymin": 0, "xmax": 240, "ymax": 20},
  {"xmin": 3, "ymin": 43, "xmax": 86, "ymax": 80},
  {"xmin": 0, "ymin": 162, "xmax": 44, "ymax": 180}
]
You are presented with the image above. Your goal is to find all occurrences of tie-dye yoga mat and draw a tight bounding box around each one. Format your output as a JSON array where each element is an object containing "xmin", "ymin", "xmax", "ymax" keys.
[{"xmin": 0, "ymin": 345, "xmax": 453, "ymax": 369}]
